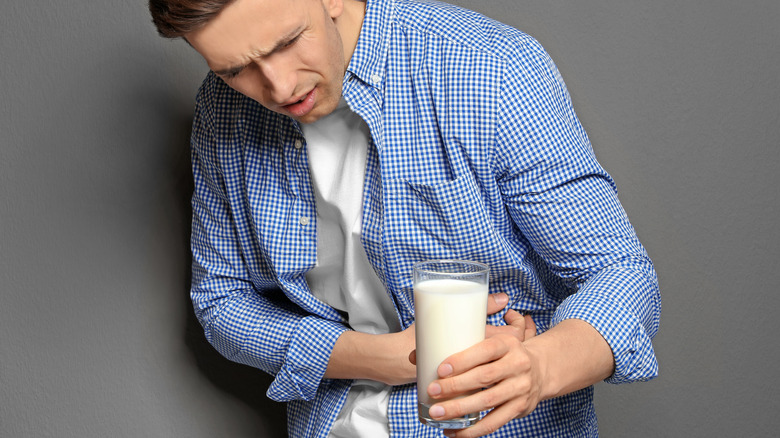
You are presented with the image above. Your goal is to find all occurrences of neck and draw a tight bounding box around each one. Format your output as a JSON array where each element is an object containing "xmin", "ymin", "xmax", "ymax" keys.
[{"xmin": 335, "ymin": 0, "xmax": 367, "ymax": 66}]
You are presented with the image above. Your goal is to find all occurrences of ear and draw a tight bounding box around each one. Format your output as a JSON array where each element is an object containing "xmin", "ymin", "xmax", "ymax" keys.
[{"xmin": 322, "ymin": 0, "xmax": 344, "ymax": 19}]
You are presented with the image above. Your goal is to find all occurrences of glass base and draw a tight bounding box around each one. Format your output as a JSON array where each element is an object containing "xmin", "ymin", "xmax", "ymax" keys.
[{"xmin": 418, "ymin": 403, "xmax": 479, "ymax": 429}]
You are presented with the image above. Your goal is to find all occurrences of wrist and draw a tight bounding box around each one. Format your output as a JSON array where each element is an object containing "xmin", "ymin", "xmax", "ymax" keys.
[
  {"xmin": 523, "ymin": 336, "xmax": 558, "ymax": 401},
  {"xmin": 522, "ymin": 318, "xmax": 615, "ymax": 400},
  {"xmin": 325, "ymin": 330, "xmax": 416, "ymax": 385}
]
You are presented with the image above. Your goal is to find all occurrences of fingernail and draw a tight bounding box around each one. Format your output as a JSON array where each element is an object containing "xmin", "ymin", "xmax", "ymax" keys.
[
  {"xmin": 429, "ymin": 405, "xmax": 445, "ymax": 418},
  {"xmin": 428, "ymin": 382, "xmax": 442, "ymax": 396},
  {"xmin": 439, "ymin": 363, "xmax": 453, "ymax": 377},
  {"xmin": 493, "ymin": 293, "xmax": 508, "ymax": 306}
]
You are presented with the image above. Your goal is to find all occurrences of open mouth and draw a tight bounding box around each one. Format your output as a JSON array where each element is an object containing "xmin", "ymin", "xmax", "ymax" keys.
[{"xmin": 284, "ymin": 88, "xmax": 316, "ymax": 118}]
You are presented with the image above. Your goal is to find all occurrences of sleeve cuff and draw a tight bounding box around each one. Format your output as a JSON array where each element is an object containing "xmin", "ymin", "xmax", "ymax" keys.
[
  {"xmin": 267, "ymin": 317, "xmax": 349, "ymax": 402},
  {"xmin": 552, "ymin": 266, "xmax": 660, "ymax": 384}
]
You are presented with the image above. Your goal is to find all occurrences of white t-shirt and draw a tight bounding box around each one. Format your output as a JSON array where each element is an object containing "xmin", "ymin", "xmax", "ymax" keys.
[{"xmin": 302, "ymin": 99, "xmax": 400, "ymax": 437}]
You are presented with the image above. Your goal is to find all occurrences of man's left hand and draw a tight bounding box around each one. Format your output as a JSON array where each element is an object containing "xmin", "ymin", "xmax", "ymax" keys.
[{"xmin": 424, "ymin": 309, "xmax": 542, "ymax": 437}]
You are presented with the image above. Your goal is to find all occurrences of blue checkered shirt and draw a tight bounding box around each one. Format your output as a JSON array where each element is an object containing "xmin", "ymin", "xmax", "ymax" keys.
[{"xmin": 188, "ymin": 0, "xmax": 661, "ymax": 436}]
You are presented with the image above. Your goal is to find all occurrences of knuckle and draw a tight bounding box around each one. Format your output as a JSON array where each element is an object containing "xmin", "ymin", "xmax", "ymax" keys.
[
  {"xmin": 480, "ymin": 337, "xmax": 501, "ymax": 355},
  {"xmin": 483, "ymin": 335, "xmax": 511, "ymax": 356},
  {"xmin": 511, "ymin": 377, "xmax": 532, "ymax": 397},
  {"xmin": 510, "ymin": 351, "xmax": 531, "ymax": 370},
  {"xmin": 480, "ymin": 389, "xmax": 501, "ymax": 409},
  {"xmin": 478, "ymin": 366, "xmax": 500, "ymax": 385},
  {"xmin": 477, "ymin": 417, "xmax": 503, "ymax": 437},
  {"xmin": 507, "ymin": 397, "xmax": 531, "ymax": 417},
  {"xmin": 440, "ymin": 377, "xmax": 458, "ymax": 393},
  {"xmin": 447, "ymin": 398, "xmax": 466, "ymax": 416}
]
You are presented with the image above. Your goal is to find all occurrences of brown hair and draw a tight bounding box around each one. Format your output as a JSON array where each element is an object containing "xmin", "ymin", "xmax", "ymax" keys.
[{"xmin": 148, "ymin": 0, "xmax": 236, "ymax": 38}]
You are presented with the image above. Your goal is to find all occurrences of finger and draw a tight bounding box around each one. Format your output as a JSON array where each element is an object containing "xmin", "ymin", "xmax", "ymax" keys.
[
  {"xmin": 486, "ymin": 293, "xmax": 509, "ymax": 315},
  {"xmin": 503, "ymin": 310, "xmax": 537, "ymax": 341},
  {"xmin": 432, "ymin": 380, "xmax": 516, "ymax": 420},
  {"xmin": 485, "ymin": 324, "xmax": 512, "ymax": 338},
  {"xmin": 439, "ymin": 335, "xmax": 514, "ymax": 379},
  {"xmin": 506, "ymin": 310, "xmax": 538, "ymax": 341},
  {"xmin": 432, "ymin": 336, "xmax": 525, "ymax": 401},
  {"xmin": 486, "ymin": 310, "xmax": 531, "ymax": 341},
  {"xmin": 432, "ymin": 359, "xmax": 518, "ymax": 402},
  {"xmin": 484, "ymin": 321, "xmax": 523, "ymax": 340},
  {"xmin": 431, "ymin": 369, "xmax": 541, "ymax": 437},
  {"xmin": 503, "ymin": 309, "xmax": 526, "ymax": 332},
  {"xmin": 445, "ymin": 397, "xmax": 537, "ymax": 438},
  {"xmin": 523, "ymin": 315, "xmax": 537, "ymax": 340},
  {"xmin": 429, "ymin": 375, "xmax": 538, "ymax": 436}
]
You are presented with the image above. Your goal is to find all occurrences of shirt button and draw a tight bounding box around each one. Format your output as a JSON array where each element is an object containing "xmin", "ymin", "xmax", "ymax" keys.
[
  {"xmin": 299, "ymin": 217, "xmax": 310, "ymax": 226},
  {"xmin": 370, "ymin": 74, "xmax": 381, "ymax": 84},
  {"xmin": 294, "ymin": 140, "xmax": 303, "ymax": 149}
]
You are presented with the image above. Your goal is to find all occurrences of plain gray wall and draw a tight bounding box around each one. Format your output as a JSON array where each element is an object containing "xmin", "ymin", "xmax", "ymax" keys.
[{"xmin": 1, "ymin": 0, "xmax": 777, "ymax": 436}]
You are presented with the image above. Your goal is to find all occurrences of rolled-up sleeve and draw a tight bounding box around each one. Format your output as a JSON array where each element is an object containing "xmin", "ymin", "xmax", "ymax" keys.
[
  {"xmin": 508, "ymin": 174, "xmax": 661, "ymax": 384},
  {"xmin": 552, "ymin": 264, "xmax": 660, "ymax": 383},
  {"xmin": 189, "ymin": 79, "xmax": 349, "ymax": 402},
  {"xmin": 496, "ymin": 38, "xmax": 661, "ymax": 383}
]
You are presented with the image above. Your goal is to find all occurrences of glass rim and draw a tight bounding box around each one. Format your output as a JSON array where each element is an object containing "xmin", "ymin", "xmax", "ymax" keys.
[{"xmin": 413, "ymin": 259, "xmax": 489, "ymax": 275}]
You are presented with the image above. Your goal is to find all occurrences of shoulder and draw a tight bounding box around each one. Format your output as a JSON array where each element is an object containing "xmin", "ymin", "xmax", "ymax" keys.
[
  {"xmin": 192, "ymin": 72, "xmax": 281, "ymax": 140},
  {"xmin": 194, "ymin": 72, "xmax": 251, "ymax": 122},
  {"xmin": 389, "ymin": 0, "xmax": 543, "ymax": 62}
]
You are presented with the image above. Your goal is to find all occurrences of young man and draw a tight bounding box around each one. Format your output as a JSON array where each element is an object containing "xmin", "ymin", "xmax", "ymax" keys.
[{"xmin": 149, "ymin": 0, "xmax": 661, "ymax": 436}]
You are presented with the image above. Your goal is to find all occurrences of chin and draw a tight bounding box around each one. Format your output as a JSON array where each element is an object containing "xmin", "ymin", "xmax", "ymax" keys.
[
  {"xmin": 296, "ymin": 112, "xmax": 323, "ymax": 124},
  {"xmin": 300, "ymin": 102, "xmax": 338, "ymax": 123}
]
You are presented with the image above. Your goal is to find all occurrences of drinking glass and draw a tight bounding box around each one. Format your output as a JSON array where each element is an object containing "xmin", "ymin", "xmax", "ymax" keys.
[{"xmin": 413, "ymin": 260, "xmax": 489, "ymax": 429}]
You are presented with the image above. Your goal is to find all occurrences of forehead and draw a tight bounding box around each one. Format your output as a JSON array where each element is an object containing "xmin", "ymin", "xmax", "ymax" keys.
[{"xmin": 187, "ymin": 0, "xmax": 313, "ymax": 67}]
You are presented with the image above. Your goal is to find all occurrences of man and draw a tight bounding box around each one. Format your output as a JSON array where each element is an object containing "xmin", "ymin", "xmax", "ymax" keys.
[{"xmin": 149, "ymin": 0, "xmax": 661, "ymax": 436}]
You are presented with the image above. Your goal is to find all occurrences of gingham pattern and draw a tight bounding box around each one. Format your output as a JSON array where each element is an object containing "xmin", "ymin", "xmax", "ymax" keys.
[{"xmin": 188, "ymin": 0, "xmax": 661, "ymax": 436}]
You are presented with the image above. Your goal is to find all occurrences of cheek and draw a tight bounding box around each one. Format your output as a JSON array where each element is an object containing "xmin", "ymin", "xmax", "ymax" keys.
[
  {"xmin": 225, "ymin": 76, "xmax": 267, "ymax": 105},
  {"xmin": 300, "ymin": 33, "xmax": 343, "ymax": 74},
  {"xmin": 225, "ymin": 78, "xmax": 251, "ymax": 96}
]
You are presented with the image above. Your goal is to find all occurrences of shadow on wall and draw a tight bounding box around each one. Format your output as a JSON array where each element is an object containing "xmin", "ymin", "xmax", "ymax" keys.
[
  {"xmin": 170, "ymin": 115, "xmax": 288, "ymax": 437},
  {"xmin": 184, "ymin": 297, "xmax": 288, "ymax": 437}
]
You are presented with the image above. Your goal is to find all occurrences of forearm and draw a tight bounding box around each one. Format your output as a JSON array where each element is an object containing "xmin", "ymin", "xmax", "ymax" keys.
[
  {"xmin": 553, "ymin": 265, "xmax": 660, "ymax": 383},
  {"xmin": 194, "ymin": 283, "xmax": 348, "ymax": 401},
  {"xmin": 325, "ymin": 294, "xmax": 513, "ymax": 385},
  {"xmin": 524, "ymin": 318, "xmax": 614, "ymax": 400},
  {"xmin": 325, "ymin": 328, "xmax": 416, "ymax": 386}
]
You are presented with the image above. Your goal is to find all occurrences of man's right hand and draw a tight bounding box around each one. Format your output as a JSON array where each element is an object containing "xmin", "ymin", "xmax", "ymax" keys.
[{"xmin": 327, "ymin": 293, "xmax": 522, "ymax": 386}]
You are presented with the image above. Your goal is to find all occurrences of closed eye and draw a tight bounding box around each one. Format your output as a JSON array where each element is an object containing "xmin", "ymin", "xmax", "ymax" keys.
[
  {"xmin": 215, "ymin": 65, "xmax": 246, "ymax": 80},
  {"xmin": 222, "ymin": 68, "xmax": 243, "ymax": 79},
  {"xmin": 280, "ymin": 33, "xmax": 302, "ymax": 50}
]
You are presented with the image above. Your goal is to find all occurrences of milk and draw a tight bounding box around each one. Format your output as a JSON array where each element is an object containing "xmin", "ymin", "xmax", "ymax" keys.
[{"xmin": 414, "ymin": 278, "xmax": 488, "ymax": 407}]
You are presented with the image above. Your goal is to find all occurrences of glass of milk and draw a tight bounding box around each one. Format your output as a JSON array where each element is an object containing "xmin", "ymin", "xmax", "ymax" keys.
[{"xmin": 413, "ymin": 260, "xmax": 489, "ymax": 429}]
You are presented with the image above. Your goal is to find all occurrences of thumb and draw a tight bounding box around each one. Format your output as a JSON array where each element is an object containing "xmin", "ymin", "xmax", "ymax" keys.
[
  {"xmin": 504, "ymin": 309, "xmax": 537, "ymax": 341},
  {"xmin": 487, "ymin": 293, "xmax": 509, "ymax": 315}
]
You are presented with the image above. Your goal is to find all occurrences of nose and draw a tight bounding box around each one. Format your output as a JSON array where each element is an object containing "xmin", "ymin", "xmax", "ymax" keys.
[{"xmin": 254, "ymin": 58, "xmax": 296, "ymax": 104}]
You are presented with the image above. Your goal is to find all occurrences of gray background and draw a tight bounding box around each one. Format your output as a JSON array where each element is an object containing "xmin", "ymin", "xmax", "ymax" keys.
[{"xmin": 1, "ymin": 0, "xmax": 777, "ymax": 436}]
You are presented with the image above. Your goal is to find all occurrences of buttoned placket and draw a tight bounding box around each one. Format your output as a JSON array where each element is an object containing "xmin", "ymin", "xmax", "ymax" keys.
[
  {"xmin": 281, "ymin": 124, "xmax": 318, "ymax": 278},
  {"xmin": 293, "ymin": 138, "xmax": 312, "ymax": 228}
]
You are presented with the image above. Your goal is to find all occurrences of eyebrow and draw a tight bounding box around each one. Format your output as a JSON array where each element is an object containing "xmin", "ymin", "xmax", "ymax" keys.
[{"xmin": 212, "ymin": 26, "xmax": 305, "ymax": 77}]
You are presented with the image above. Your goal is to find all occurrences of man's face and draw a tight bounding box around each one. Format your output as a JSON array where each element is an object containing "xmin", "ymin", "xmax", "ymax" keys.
[{"xmin": 187, "ymin": 0, "xmax": 350, "ymax": 123}]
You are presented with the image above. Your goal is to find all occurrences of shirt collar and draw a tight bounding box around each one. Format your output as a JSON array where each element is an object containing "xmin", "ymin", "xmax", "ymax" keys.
[{"xmin": 345, "ymin": 0, "xmax": 392, "ymax": 89}]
